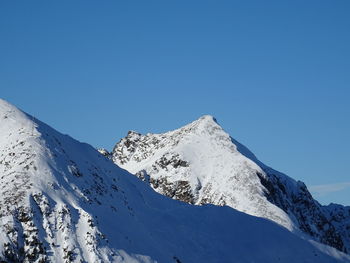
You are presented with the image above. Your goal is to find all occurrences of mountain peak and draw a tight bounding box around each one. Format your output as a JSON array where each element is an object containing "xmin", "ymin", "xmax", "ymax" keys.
[
  {"xmin": 1, "ymin": 100, "xmax": 349, "ymax": 262},
  {"xmin": 173, "ymin": 114, "xmax": 225, "ymax": 139},
  {"xmin": 192, "ymin": 114, "xmax": 220, "ymax": 129},
  {"xmin": 196, "ymin": 114, "xmax": 218, "ymax": 124},
  {"xmin": 112, "ymin": 115, "xmax": 350, "ymax": 254}
]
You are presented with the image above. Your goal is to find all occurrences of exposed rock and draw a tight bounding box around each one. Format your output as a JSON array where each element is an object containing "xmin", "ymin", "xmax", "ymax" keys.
[
  {"xmin": 112, "ymin": 115, "xmax": 350, "ymax": 253},
  {"xmin": 1, "ymin": 99, "xmax": 349, "ymax": 263}
]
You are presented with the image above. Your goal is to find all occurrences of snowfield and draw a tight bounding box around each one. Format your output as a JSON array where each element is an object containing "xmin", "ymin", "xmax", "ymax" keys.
[
  {"xmin": 110, "ymin": 115, "xmax": 350, "ymax": 255},
  {"xmin": 0, "ymin": 98, "xmax": 349, "ymax": 262}
]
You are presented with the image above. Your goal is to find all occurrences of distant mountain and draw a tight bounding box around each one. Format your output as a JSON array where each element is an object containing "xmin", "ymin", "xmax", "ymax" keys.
[{"xmin": 109, "ymin": 115, "xmax": 350, "ymax": 255}]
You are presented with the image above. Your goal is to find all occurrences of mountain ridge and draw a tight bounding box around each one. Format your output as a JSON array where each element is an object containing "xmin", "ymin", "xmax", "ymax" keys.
[
  {"xmin": 1, "ymin": 99, "xmax": 349, "ymax": 262},
  {"xmin": 110, "ymin": 114, "xmax": 350, "ymax": 254}
]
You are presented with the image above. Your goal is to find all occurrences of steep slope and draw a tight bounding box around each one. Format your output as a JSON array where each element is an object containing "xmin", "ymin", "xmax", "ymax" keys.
[
  {"xmin": 2, "ymin": 100, "xmax": 349, "ymax": 262},
  {"xmin": 324, "ymin": 204, "xmax": 350, "ymax": 253},
  {"xmin": 110, "ymin": 115, "xmax": 350, "ymax": 254},
  {"xmin": 3, "ymin": 101, "xmax": 350, "ymax": 263}
]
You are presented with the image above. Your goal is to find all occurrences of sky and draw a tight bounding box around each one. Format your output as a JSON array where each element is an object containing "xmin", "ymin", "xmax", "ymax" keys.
[{"xmin": 0, "ymin": 0, "xmax": 349, "ymax": 205}]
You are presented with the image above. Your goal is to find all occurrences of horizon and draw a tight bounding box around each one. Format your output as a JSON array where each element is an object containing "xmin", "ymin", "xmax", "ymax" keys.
[
  {"xmin": 1, "ymin": 1, "xmax": 349, "ymax": 206},
  {"xmin": 2, "ymin": 96, "xmax": 349, "ymax": 207}
]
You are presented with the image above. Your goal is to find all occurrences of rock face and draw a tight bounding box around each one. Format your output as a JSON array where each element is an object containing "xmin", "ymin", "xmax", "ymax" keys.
[
  {"xmin": 324, "ymin": 204, "xmax": 350, "ymax": 252},
  {"xmin": 111, "ymin": 115, "xmax": 350, "ymax": 254},
  {"xmin": 2, "ymin": 99, "xmax": 349, "ymax": 262}
]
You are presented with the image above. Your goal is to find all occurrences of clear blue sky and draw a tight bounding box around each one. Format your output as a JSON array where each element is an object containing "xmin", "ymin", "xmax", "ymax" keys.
[{"xmin": 1, "ymin": 1, "xmax": 349, "ymax": 205}]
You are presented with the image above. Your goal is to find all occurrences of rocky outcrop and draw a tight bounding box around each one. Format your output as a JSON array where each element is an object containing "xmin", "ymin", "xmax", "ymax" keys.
[
  {"xmin": 3, "ymin": 99, "xmax": 346, "ymax": 262},
  {"xmin": 111, "ymin": 115, "xmax": 350, "ymax": 254}
]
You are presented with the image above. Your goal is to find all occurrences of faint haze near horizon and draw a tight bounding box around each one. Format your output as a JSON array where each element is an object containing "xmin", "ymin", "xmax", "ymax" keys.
[{"xmin": 1, "ymin": 1, "xmax": 349, "ymax": 206}]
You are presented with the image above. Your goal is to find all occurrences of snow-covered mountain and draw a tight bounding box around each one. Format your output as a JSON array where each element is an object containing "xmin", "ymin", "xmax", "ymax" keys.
[
  {"xmin": 110, "ymin": 115, "xmax": 350, "ymax": 255},
  {"xmin": 1, "ymin": 99, "xmax": 349, "ymax": 263}
]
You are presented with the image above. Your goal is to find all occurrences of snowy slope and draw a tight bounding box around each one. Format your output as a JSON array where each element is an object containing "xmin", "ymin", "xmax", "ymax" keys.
[
  {"xmin": 1, "ymin": 101, "xmax": 349, "ymax": 263},
  {"xmin": 111, "ymin": 115, "xmax": 350, "ymax": 254}
]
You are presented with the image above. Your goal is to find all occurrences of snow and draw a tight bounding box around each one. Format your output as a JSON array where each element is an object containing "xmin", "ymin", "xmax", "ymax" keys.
[
  {"xmin": 113, "ymin": 115, "xmax": 296, "ymax": 229},
  {"xmin": 0, "ymin": 98, "xmax": 349, "ymax": 262},
  {"xmin": 112, "ymin": 113, "xmax": 350, "ymax": 254}
]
